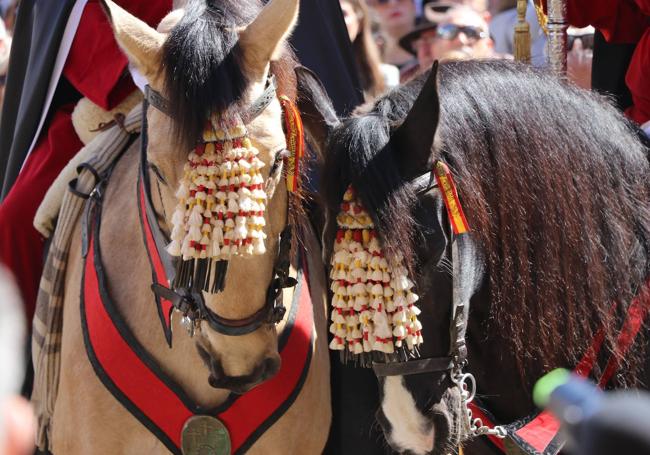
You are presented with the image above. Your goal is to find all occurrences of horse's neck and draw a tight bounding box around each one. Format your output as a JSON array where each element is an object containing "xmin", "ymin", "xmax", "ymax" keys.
[{"xmin": 465, "ymin": 287, "xmax": 534, "ymax": 426}]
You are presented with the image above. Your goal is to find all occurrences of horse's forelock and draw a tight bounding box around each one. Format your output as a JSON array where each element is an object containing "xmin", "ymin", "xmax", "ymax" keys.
[{"xmin": 162, "ymin": 0, "xmax": 261, "ymax": 150}]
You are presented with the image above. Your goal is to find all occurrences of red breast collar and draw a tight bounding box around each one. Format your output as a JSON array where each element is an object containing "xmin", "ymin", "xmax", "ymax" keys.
[{"xmin": 80, "ymin": 184, "xmax": 314, "ymax": 455}]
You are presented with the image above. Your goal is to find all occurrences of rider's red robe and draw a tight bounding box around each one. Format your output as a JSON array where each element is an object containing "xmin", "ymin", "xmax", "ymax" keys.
[
  {"xmin": 0, "ymin": 0, "xmax": 171, "ymax": 322},
  {"xmin": 552, "ymin": 0, "xmax": 650, "ymax": 124}
]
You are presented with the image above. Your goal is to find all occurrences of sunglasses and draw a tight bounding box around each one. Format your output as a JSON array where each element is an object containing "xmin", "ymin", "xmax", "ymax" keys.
[
  {"xmin": 436, "ymin": 23, "xmax": 486, "ymax": 41},
  {"xmin": 567, "ymin": 33, "xmax": 594, "ymax": 51}
]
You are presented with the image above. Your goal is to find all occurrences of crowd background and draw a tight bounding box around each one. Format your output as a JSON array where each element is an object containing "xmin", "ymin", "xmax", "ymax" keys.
[
  {"xmin": 0, "ymin": 0, "xmax": 647, "ymax": 454},
  {"xmin": 339, "ymin": 0, "xmax": 596, "ymax": 98}
]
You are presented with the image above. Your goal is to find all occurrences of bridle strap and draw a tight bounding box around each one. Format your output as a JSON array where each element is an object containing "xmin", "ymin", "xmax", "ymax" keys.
[
  {"xmin": 371, "ymin": 163, "xmax": 470, "ymax": 377},
  {"xmin": 144, "ymin": 85, "xmax": 170, "ymax": 115},
  {"xmin": 373, "ymin": 356, "xmax": 454, "ymax": 377},
  {"xmin": 144, "ymin": 75, "xmax": 278, "ymax": 124},
  {"xmin": 139, "ymin": 76, "xmax": 297, "ymax": 338}
]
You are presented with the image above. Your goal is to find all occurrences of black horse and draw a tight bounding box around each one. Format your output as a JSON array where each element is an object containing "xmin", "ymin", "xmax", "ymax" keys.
[{"xmin": 299, "ymin": 60, "xmax": 650, "ymax": 454}]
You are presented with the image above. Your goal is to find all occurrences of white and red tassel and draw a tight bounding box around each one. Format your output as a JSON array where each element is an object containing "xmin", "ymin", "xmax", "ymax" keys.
[
  {"xmin": 329, "ymin": 186, "xmax": 423, "ymax": 363},
  {"xmin": 167, "ymin": 115, "xmax": 267, "ymax": 263},
  {"xmin": 167, "ymin": 115, "xmax": 269, "ymax": 292}
]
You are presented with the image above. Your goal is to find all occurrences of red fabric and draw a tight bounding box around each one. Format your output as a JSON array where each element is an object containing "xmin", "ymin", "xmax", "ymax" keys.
[
  {"xmin": 63, "ymin": 0, "xmax": 172, "ymax": 110},
  {"xmin": 543, "ymin": 0, "xmax": 650, "ymax": 124},
  {"xmin": 562, "ymin": 0, "xmax": 649, "ymax": 43},
  {"xmin": 513, "ymin": 410, "xmax": 561, "ymax": 453},
  {"xmin": 0, "ymin": 105, "xmax": 84, "ymax": 321},
  {"xmin": 0, "ymin": 0, "xmax": 171, "ymax": 321}
]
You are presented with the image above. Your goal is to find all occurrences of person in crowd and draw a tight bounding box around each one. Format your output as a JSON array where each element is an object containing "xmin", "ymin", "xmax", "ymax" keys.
[
  {"xmin": 423, "ymin": 3, "xmax": 494, "ymax": 58},
  {"xmin": 489, "ymin": 0, "xmax": 546, "ymax": 65},
  {"xmin": 0, "ymin": 16, "xmax": 11, "ymax": 109},
  {"xmin": 0, "ymin": 0, "xmax": 18, "ymax": 33},
  {"xmin": 397, "ymin": 17, "xmax": 439, "ymax": 74},
  {"xmin": 366, "ymin": 0, "xmax": 418, "ymax": 74},
  {"xmin": 0, "ymin": 0, "xmax": 172, "ymax": 326},
  {"xmin": 425, "ymin": 0, "xmax": 488, "ymax": 15},
  {"xmin": 340, "ymin": 0, "xmax": 399, "ymax": 98},
  {"xmin": 400, "ymin": 3, "xmax": 494, "ymax": 73},
  {"xmin": 566, "ymin": 25, "xmax": 594, "ymax": 89},
  {"xmin": 0, "ymin": 266, "xmax": 34, "ymax": 455}
]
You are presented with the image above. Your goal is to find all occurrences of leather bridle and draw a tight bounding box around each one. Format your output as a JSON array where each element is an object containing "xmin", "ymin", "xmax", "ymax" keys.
[
  {"xmin": 140, "ymin": 76, "xmax": 298, "ymax": 338},
  {"xmin": 371, "ymin": 169, "xmax": 468, "ymax": 378},
  {"xmin": 370, "ymin": 166, "xmax": 507, "ymax": 440}
]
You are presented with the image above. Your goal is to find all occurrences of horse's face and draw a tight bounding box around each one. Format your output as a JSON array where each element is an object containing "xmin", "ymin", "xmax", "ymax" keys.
[
  {"xmin": 300, "ymin": 65, "xmax": 482, "ymax": 453},
  {"xmin": 102, "ymin": 0, "xmax": 299, "ymax": 393},
  {"xmin": 375, "ymin": 189, "xmax": 463, "ymax": 455}
]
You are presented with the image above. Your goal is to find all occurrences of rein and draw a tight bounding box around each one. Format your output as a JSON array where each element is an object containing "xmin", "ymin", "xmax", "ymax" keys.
[{"xmin": 140, "ymin": 76, "xmax": 298, "ymax": 342}]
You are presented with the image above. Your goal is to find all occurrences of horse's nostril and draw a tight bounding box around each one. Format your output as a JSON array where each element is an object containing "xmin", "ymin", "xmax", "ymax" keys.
[
  {"xmin": 206, "ymin": 356, "xmax": 281, "ymax": 393},
  {"xmin": 261, "ymin": 356, "xmax": 281, "ymax": 381}
]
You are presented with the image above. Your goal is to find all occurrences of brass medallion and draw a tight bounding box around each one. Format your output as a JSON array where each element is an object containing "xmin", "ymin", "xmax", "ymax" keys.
[{"xmin": 181, "ymin": 415, "xmax": 231, "ymax": 455}]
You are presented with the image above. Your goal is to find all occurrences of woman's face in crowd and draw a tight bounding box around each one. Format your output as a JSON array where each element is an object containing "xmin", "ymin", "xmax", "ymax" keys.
[
  {"xmin": 369, "ymin": 0, "xmax": 416, "ymax": 34},
  {"xmin": 340, "ymin": 1, "xmax": 361, "ymax": 41}
]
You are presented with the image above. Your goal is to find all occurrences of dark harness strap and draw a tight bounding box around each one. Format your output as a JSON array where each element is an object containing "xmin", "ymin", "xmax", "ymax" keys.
[
  {"xmin": 144, "ymin": 75, "xmax": 277, "ymax": 123},
  {"xmin": 373, "ymin": 356, "xmax": 454, "ymax": 377}
]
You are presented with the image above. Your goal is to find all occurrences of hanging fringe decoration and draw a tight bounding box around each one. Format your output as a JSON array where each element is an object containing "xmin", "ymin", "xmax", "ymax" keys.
[
  {"xmin": 533, "ymin": 0, "xmax": 549, "ymax": 35},
  {"xmin": 329, "ymin": 186, "xmax": 423, "ymax": 366},
  {"xmin": 167, "ymin": 115, "xmax": 267, "ymax": 292},
  {"xmin": 514, "ymin": 0, "xmax": 531, "ymax": 63},
  {"xmin": 279, "ymin": 95, "xmax": 305, "ymax": 194}
]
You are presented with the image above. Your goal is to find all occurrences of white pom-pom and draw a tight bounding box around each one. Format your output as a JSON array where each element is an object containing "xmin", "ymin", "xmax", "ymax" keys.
[
  {"xmin": 329, "ymin": 338, "xmax": 345, "ymax": 350},
  {"xmin": 188, "ymin": 210, "xmax": 202, "ymax": 227},
  {"xmin": 166, "ymin": 240, "xmax": 182, "ymax": 256},
  {"xmin": 393, "ymin": 325, "xmax": 406, "ymax": 339},
  {"xmin": 253, "ymin": 238, "xmax": 266, "ymax": 255},
  {"xmin": 189, "ymin": 226, "xmax": 201, "ymax": 241},
  {"xmin": 373, "ymin": 310, "xmax": 391, "ymax": 338},
  {"xmin": 175, "ymin": 184, "xmax": 189, "ymax": 200},
  {"xmin": 171, "ymin": 208, "xmax": 185, "ymax": 226}
]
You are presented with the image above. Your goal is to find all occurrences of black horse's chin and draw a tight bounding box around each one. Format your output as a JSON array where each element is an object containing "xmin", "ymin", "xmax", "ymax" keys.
[
  {"xmin": 430, "ymin": 387, "xmax": 467, "ymax": 455},
  {"xmin": 376, "ymin": 388, "xmax": 464, "ymax": 455}
]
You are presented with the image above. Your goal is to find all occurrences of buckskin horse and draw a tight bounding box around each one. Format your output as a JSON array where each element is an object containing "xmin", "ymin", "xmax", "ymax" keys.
[
  {"xmin": 43, "ymin": 0, "xmax": 331, "ymax": 453},
  {"xmin": 298, "ymin": 61, "xmax": 650, "ymax": 454}
]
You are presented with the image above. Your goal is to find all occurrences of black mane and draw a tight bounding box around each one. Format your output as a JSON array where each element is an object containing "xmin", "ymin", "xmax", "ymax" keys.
[
  {"xmin": 163, "ymin": 0, "xmax": 262, "ymax": 149},
  {"xmin": 323, "ymin": 60, "xmax": 650, "ymax": 382}
]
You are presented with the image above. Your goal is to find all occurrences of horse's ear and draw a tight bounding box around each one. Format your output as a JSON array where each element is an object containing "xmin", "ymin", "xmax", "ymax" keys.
[
  {"xmin": 239, "ymin": 0, "xmax": 300, "ymax": 78},
  {"xmin": 295, "ymin": 66, "xmax": 340, "ymax": 161},
  {"xmin": 100, "ymin": 0, "xmax": 165, "ymax": 81},
  {"xmin": 391, "ymin": 61, "xmax": 440, "ymax": 180}
]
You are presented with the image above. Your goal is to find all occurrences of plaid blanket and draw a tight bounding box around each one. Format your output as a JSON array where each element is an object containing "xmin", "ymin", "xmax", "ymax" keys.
[{"xmin": 31, "ymin": 103, "xmax": 142, "ymax": 450}]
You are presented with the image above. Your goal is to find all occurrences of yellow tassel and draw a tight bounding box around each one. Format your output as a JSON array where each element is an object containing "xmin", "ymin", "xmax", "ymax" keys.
[
  {"xmin": 533, "ymin": 0, "xmax": 548, "ymax": 35},
  {"xmin": 514, "ymin": 0, "xmax": 531, "ymax": 63}
]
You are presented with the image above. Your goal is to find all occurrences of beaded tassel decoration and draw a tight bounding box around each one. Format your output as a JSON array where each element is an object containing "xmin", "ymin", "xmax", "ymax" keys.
[
  {"xmin": 329, "ymin": 186, "xmax": 423, "ymax": 365},
  {"xmin": 167, "ymin": 115, "xmax": 267, "ymax": 292}
]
